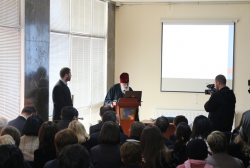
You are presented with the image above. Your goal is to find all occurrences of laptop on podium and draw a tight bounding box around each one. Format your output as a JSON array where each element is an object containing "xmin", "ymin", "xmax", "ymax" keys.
[{"xmin": 124, "ymin": 91, "xmax": 142, "ymax": 102}]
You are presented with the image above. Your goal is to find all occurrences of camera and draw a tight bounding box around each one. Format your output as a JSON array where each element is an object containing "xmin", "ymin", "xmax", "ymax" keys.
[{"xmin": 205, "ymin": 84, "xmax": 216, "ymax": 95}]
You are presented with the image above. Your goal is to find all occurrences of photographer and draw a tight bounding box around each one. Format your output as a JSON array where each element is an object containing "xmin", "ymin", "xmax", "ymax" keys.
[{"xmin": 204, "ymin": 75, "xmax": 236, "ymax": 141}]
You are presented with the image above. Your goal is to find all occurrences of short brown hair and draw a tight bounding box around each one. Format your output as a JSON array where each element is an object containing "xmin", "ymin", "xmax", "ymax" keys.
[
  {"xmin": 0, "ymin": 126, "xmax": 21, "ymax": 147},
  {"xmin": 99, "ymin": 121, "xmax": 120, "ymax": 145},
  {"xmin": 130, "ymin": 121, "xmax": 146, "ymax": 138},
  {"xmin": 60, "ymin": 67, "xmax": 70, "ymax": 78},
  {"xmin": 21, "ymin": 106, "xmax": 37, "ymax": 115},
  {"xmin": 207, "ymin": 131, "xmax": 228, "ymax": 153},
  {"xmin": 54, "ymin": 129, "xmax": 78, "ymax": 155},
  {"xmin": 120, "ymin": 142, "xmax": 142, "ymax": 166},
  {"xmin": 173, "ymin": 115, "xmax": 188, "ymax": 127},
  {"xmin": 215, "ymin": 74, "xmax": 226, "ymax": 85},
  {"xmin": 100, "ymin": 105, "xmax": 113, "ymax": 116}
]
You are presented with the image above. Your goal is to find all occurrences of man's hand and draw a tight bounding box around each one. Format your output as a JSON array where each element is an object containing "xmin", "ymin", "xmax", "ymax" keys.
[{"xmin": 110, "ymin": 101, "xmax": 117, "ymax": 108}]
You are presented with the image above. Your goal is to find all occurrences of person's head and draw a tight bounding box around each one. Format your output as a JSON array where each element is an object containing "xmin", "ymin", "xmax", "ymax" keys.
[
  {"xmin": 207, "ymin": 131, "xmax": 228, "ymax": 154},
  {"xmin": 175, "ymin": 122, "xmax": 191, "ymax": 144},
  {"xmin": 173, "ymin": 115, "xmax": 188, "ymax": 127},
  {"xmin": 61, "ymin": 106, "xmax": 78, "ymax": 120},
  {"xmin": 23, "ymin": 115, "xmax": 44, "ymax": 136},
  {"xmin": 215, "ymin": 74, "xmax": 226, "ymax": 90},
  {"xmin": 60, "ymin": 67, "xmax": 71, "ymax": 82},
  {"xmin": 58, "ymin": 144, "xmax": 90, "ymax": 168},
  {"xmin": 102, "ymin": 111, "xmax": 117, "ymax": 124},
  {"xmin": 99, "ymin": 121, "xmax": 120, "ymax": 145},
  {"xmin": 186, "ymin": 139, "xmax": 208, "ymax": 160},
  {"xmin": 0, "ymin": 145, "xmax": 24, "ymax": 168},
  {"xmin": 100, "ymin": 105, "xmax": 113, "ymax": 118},
  {"xmin": 155, "ymin": 116, "xmax": 169, "ymax": 134},
  {"xmin": 21, "ymin": 105, "xmax": 37, "ymax": 118},
  {"xmin": 0, "ymin": 135, "xmax": 15, "ymax": 146},
  {"xmin": 38, "ymin": 121, "xmax": 60, "ymax": 153},
  {"xmin": 54, "ymin": 129, "xmax": 78, "ymax": 155},
  {"xmin": 120, "ymin": 142, "xmax": 142, "ymax": 166},
  {"xmin": 191, "ymin": 115, "xmax": 212, "ymax": 140},
  {"xmin": 120, "ymin": 73, "xmax": 129, "ymax": 92},
  {"xmin": 68, "ymin": 120, "xmax": 90, "ymax": 144},
  {"xmin": 140, "ymin": 125, "xmax": 171, "ymax": 168},
  {"xmin": 0, "ymin": 126, "xmax": 21, "ymax": 147},
  {"xmin": 0, "ymin": 115, "xmax": 8, "ymax": 132},
  {"xmin": 130, "ymin": 121, "xmax": 146, "ymax": 139}
]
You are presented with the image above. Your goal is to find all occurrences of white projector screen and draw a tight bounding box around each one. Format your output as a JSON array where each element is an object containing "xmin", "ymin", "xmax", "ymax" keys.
[{"xmin": 161, "ymin": 21, "xmax": 235, "ymax": 93}]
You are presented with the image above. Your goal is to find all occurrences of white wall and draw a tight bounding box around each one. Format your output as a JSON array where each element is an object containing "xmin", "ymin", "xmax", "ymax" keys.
[{"xmin": 115, "ymin": 4, "xmax": 250, "ymax": 125}]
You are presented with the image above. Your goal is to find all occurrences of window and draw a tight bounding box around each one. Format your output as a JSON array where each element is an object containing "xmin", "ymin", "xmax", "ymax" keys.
[{"xmin": 49, "ymin": 0, "xmax": 107, "ymax": 130}]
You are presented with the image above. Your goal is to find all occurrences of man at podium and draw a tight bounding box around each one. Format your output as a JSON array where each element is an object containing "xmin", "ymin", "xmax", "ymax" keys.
[{"xmin": 104, "ymin": 72, "xmax": 139, "ymax": 121}]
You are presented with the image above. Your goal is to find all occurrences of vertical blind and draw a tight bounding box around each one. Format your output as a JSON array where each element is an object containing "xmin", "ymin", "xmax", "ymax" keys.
[
  {"xmin": 50, "ymin": 0, "xmax": 107, "ymax": 128},
  {"xmin": 0, "ymin": 0, "xmax": 20, "ymax": 120}
]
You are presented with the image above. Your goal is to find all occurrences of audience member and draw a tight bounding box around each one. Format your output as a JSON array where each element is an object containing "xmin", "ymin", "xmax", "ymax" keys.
[
  {"xmin": 91, "ymin": 121, "xmax": 123, "ymax": 168},
  {"xmin": 7, "ymin": 106, "xmax": 37, "ymax": 135},
  {"xmin": 0, "ymin": 134, "xmax": 15, "ymax": 145},
  {"xmin": 177, "ymin": 139, "xmax": 213, "ymax": 168},
  {"xmin": 34, "ymin": 121, "xmax": 60, "ymax": 168},
  {"xmin": 140, "ymin": 125, "xmax": 178, "ymax": 168},
  {"xmin": 0, "ymin": 145, "xmax": 31, "ymax": 168},
  {"xmin": 230, "ymin": 111, "xmax": 247, "ymax": 143},
  {"xmin": 0, "ymin": 126, "xmax": 21, "ymax": 146},
  {"xmin": 68, "ymin": 120, "xmax": 98, "ymax": 152},
  {"xmin": 89, "ymin": 105, "xmax": 124, "ymax": 134},
  {"xmin": 168, "ymin": 122, "xmax": 191, "ymax": 165},
  {"xmin": 57, "ymin": 106, "xmax": 78, "ymax": 130},
  {"xmin": 120, "ymin": 142, "xmax": 143, "ymax": 168},
  {"xmin": 58, "ymin": 144, "xmax": 93, "ymax": 168},
  {"xmin": 19, "ymin": 115, "xmax": 44, "ymax": 161},
  {"xmin": 90, "ymin": 111, "xmax": 128, "ymax": 144},
  {"xmin": 155, "ymin": 116, "xmax": 174, "ymax": 146},
  {"xmin": 206, "ymin": 131, "xmax": 244, "ymax": 168},
  {"xmin": 170, "ymin": 115, "xmax": 188, "ymax": 142},
  {"xmin": 0, "ymin": 115, "xmax": 8, "ymax": 132},
  {"xmin": 126, "ymin": 121, "xmax": 145, "ymax": 143},
  {"xmin": 44, "ymin": 129, "xmax": 78, "ymax": 168}
]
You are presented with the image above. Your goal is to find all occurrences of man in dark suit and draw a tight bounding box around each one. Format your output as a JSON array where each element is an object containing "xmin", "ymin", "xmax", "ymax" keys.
[
  {"xmin": 52, "ymin": 67, "xmax": 73, "ymax": 121},
  {"xmin": 91, "ymin": 111, "xmax": 128, "ymax": 144},
  {"xmin": 7, "ymin": 106, "xmax": 37, "ymax": 135},
  {"xmin": 57, "ymin": 106, "xmax": 78, "ymax": 130},
  {"xmin": 126, "ymin": 121, "xmax": 145, "ymax": 143},
  {"xmin": 89, "ymin": 105, "xmax": 124, "ymax": 134}
]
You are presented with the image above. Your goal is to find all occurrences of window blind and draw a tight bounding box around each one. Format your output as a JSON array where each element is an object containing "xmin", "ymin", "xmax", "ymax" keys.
[{"xmin": 0, "ymin": 0, "xmax": 20, "ymax": 28}]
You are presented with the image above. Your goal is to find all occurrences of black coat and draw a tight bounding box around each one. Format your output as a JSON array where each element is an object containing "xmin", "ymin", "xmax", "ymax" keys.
[
  {"xmin": 52, "ymin": 80, "xmax": 73, "ymax": 121},
  {"xmin": 204, "ymin": 86, "xmax": 236, "ymax": 132},
  {"xmin": 89, "ymin": 122, "xmax": 124, "ymax": 134},
  {"xmin": 90, "ymin": 131, "xmax": 128, "ymax": 145},
  {"xmin": 7, "ymin": 116, "xmax": 26, "ymax": 135},
  {"xmin": 57, "ymin": 120, "xmax": 72, "ymax": 130}
]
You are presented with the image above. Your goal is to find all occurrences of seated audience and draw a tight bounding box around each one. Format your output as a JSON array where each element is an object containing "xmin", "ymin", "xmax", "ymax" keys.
[
  {"xmin": 0, "ymin": 145, "xmax": 32, "ymax": 168},
  {"xmin": 44, "ymin": 129, "xmax": 78, "ymax": 168},
  {"xmin": 68, "ymin": 120, "xmax": 98, "ymax": 152},
  {"xmin": 140, "ymin": 125, "xmax": 179, "ymax": 168},
  {"xmin": 177, "ymin": 139, "xmax": 213, "ymax": 168},
  {"xmin": 57, "ymin": 106, "xmax": 78, "ymax": 130},
  {"xmin": 206, "ymin": 131, "xmax": 244, "ymax": 168},
  {"xmin": 168, "ymin": 122, "xmax": 191, "ymax": 165},
  {"xmin": 170, "ymin": 115, "xmax": 188, "ymax": 142},
  {"xmin": 0, "ymin": 126, "xmax": 21, "ymax": 146},
  {"xmin": 230, "ymin": 111, "xmax": 247, "ymax": 143},
  {"xmin": 91, "ymin": 121, "xmax": 123, "ymax": 168},
  {"xmin": 91, "ymin": 111, "xmax": 128, "ymax": 144},
  {"xmin": 7, "ymin": 106, "xmax": 37, "ymax": 135},
  {"xmin": 19, "ymin": 115, "xmax": 44, "ymax": 161},
  {"xmin": 126, "ymin": 121, "xmax": 145, "ymax": 143},
  {"xmin": 120, "ymin": 142, "xmax": 143, "ymax": 168},
  {"xmin": 89, "ymin": 105, "xmax": 124, "ymax": 134},
  {"xmin": 0, "ymin": 115, "xmax": 8, "ymax": 132},
  {"xmin": 155, "ymin": 116, "xmax": 174, "ymax": 146},
  {"xmin": 191, "ymin": 115, "xmax": 212, "ymax": 154},
  {"xmin": 0, "ymin": 134, "xmax": 15, "ymax": 145},
  {"xmin": 58, "ymin": 144, "xmax": 93, "ymax": 168},
  {"xmin": 34, "ymin": 121, "xmax": 60, "ymax": 168}
]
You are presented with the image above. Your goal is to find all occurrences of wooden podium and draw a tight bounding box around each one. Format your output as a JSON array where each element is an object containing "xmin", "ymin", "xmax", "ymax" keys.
[{"xmin": 115, "ymin": 98, "xmax": 141, "ymax": 136}]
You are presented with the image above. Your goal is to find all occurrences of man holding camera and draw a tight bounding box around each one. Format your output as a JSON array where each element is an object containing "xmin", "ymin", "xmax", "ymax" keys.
[{"xmin": 204, "ymin": 75, "xmax": 236, "ymax": 138}]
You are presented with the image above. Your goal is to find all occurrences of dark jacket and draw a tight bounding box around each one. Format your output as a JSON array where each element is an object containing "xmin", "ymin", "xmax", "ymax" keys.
[
  {"xmin": 34, "ymin": 149, "xmax": 56, "ymax": 168},
  {"xmin": 57, "ymin": 120, "xmax": 72, "ymax": 130},
  {"xmin": 204, "ymin": 86, "xmax": 236, "ymax": 132},
  {"xmin": 90, "ymin": 122, "xmax": 124, "ymax": 134},
  {"xmin": 90, "ymin": 131, "xmax": 128, "ymax": 145},
  {"xmin": 52, "ymin": 80, "xmax": 73, "ymax": 121},
  {"xmin": 7, "ymin": 116, "xmax": 26, "ymax": 135},
  {"xmin": 163, "ymin": 137, "xmax": 175, "ymax": 147},
  {"xmin": 81, "ymin": 138, "xmax": 99, "ymax": 153}
]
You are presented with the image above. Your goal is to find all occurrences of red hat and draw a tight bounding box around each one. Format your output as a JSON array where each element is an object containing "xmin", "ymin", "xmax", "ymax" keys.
[{"xmin": 120, "ymin": 73, "xmax": 129, "ymax": 83}]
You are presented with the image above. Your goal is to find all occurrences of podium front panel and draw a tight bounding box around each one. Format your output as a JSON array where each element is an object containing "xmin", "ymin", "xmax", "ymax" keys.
[{"xmin": 120, "ymin": 108, "xmax": 135, "ymax": 120}]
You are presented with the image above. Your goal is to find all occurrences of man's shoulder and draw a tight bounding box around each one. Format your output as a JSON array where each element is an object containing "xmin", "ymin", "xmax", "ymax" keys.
[
  {"xmin": 8, "ymin": 116, "xmax": 26, "ymax": 125},
  {"xmin": 163, "ymin": 137, "xmax": 175, "ymax": 146},
  {"xmin": 90, "ymin": 123, "xmax": 102, "ymax": 134},
  {"xmin": 90, "ymin": 131, "xmax": 100, "ymax": 139},
  {"xmin": 44, "ymin": 159, "xmax": 58, "ymax": 168}
]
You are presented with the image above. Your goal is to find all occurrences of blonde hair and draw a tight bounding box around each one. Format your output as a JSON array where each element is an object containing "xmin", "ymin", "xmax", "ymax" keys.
[
  {"xmin": 207, "ymin": 131, "xmax": 227, "ymax": 153},
  {"xmin": 0, "ymin": 134, "xmax": 15, "ymax": 146},
  {"xmin": 68, "ymin": 120, "xmax": 90, "ymax": 144}
]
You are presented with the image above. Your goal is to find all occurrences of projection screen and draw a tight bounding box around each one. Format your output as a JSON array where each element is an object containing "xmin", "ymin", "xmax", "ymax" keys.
[{"xmin": 161, "ymin": 20, "xmax": 235, "ymax": 93}]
